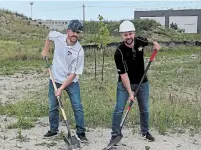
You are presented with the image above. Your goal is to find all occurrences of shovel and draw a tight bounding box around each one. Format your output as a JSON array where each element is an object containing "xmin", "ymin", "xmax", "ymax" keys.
[
  {"xmin": 44, "ymin": 57, "xmax": 80, "ymax": 150},
  {"xmin": 103, "ymin": 49, "xmax": 158, "ymax": 150}
]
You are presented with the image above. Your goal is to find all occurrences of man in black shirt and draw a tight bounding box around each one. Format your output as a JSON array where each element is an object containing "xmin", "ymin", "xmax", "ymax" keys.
[{"xmin": 111, "ymin": 20, "xmax": 161, "ymax": 142}]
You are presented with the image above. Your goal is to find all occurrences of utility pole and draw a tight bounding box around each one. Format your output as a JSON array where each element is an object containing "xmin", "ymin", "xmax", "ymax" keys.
[
  {"xmin": 30, "ymin": 2, "xmax": 33, "ymax": 20},
  {"xmin": 83, "ymin": 4, "xmax": 85, "ymax": 30}
]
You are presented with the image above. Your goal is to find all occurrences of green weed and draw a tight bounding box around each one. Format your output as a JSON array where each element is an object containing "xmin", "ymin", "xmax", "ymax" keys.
[{"xmin": 0, "ymin": 46, "xmax": 200, "ymax": 134}]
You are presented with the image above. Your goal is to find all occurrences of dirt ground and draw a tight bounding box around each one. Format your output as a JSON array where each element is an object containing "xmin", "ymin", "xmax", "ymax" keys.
[
  {"xmin": 0, "ymin": 72, "xmax": 47, "ymax": 104},
  {"xmin": 0, "ymin": 116, "xmax": 201, "ymax": 150},
  {"xmin": 0, "ymin": 72, "xmax": 201, "ymax": 150}
]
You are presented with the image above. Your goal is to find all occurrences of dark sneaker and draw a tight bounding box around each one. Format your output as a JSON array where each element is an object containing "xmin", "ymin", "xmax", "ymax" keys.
[
  {"xmin": 142, "ymin": 132, "xmax": 155, "ymax": 141},
  {"xmin": 77, "ymin": 133, "xmax": 88, "ymax": 143},
  {"xmin": 44, "ymin": 130, "xmax": 57, "ymax": 137}
]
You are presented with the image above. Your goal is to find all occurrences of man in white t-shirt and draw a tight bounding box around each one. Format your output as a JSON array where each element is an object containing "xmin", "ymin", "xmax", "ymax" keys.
[{"xmin": 41, "ymin": 19, "xmax": 87, "ymax": 142}]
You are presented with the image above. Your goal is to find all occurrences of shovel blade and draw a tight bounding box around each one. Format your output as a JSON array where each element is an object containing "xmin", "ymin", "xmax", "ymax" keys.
[
  {"xmin": 71, "ymin": 135, "xmax": 80, "ymax": 149},
  {"xmin": 64, "ymin": 135, "xmax": 80, "ymax": 150},
  {"xmin": 64, "ymin": 135, "xmax": 71, "ymax": 147},
  {"xmin": 103, "ymin": 134, "xmax": 123, "ymax": 150}
]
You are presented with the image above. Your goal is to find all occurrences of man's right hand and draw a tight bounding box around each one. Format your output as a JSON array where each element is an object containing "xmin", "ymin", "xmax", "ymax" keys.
[
  {"xmin": 128, "ymin": 92, "xmax": 135, "ymax": 101},
  {"xmin": 41, "ymin": 50, "xmax": 48, "ymax": 59}
]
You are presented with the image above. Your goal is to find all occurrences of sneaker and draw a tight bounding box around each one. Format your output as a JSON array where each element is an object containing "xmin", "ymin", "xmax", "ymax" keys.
[
  {"xmin": 142, "ymin": 132, "xmax": 155, "ymax": 141},
  {"xmin": 44, "ymin": 130, "xmax": 57, "ymax": 137},
  {"xmin": 77, "ymin": 133, "xmax": 88, "ymax": 143}
]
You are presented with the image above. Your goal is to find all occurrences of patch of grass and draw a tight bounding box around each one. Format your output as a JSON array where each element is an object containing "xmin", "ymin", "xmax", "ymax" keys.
[
  {"xmin": 16, "ymin": 134, "xmax": 30, "ymax": 143},
  {"xmin": 0, "ymin": 46, "xmax": 201, "ymax": 134},
  {"xmin": 35, "ymin": 142, "xmax": 47, "ymax": 146},
  {"xmin": 145, "ymin": 45, "xmax": 201, "ymax": 57},
  {"xmin": 35, "ymin": 141, "xmax": 57, "ymax": 148},
  {"xmin": 0, "ymin": 88, "xmax": 49, "ymax": 118},
  {"xmin": 7, "ymin": 117, "xmax": 36, "ymax": 129},
  {"xmin": 150, "ymin": 99, "xmax": 201, "ymax": 134},
  {"xmin": 0, "ymin": 59, "xmax": 46, "ymax": 75}
]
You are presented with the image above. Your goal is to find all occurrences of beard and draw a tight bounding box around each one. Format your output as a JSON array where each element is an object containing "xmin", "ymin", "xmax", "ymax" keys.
[
  {"xmin": 125, "ymin": 38, "xmax": 134, "ymax": 45},
  {"xmin": 69, "ymin": 36, "xmax": 78, "ymax": 43}
]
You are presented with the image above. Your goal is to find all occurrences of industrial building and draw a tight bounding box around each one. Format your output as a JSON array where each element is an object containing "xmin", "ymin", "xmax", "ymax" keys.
[
  {"xmin": 36, "ymin": 19, "xmax": 83, "ymax": 31},
  {"xmin": 134, "ymin": 9, "xmax": 201, "ymax": 33}
]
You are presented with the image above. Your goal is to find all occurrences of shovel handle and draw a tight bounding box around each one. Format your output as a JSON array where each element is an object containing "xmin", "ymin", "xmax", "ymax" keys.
[
  {"xmin": 44, "ymin": 57, "xmax": 60, "ymax": 100},
  {"xmin": 44, "ymin": 57, "xmax": 70, "ymax": 136},
  {"xmin": 150, "ymin": 49, "xmax": 157, "ymax": 62},
  {"xmin": 49, "ymin": 69, "xmax": 67, "ymax": 120},
  {"xmin": 120, "ymin": 48, "xmax": 158, "ymax": 129}
]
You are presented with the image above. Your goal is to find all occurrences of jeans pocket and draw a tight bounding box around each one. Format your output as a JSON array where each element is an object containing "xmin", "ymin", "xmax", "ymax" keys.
[{"xmin": 117, "ymin": 82, "xmax": 126, "ymax": 91}]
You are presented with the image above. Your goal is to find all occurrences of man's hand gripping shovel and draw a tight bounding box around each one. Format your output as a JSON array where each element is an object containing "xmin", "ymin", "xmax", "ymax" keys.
[{"xmin": 44, "ymin": 57, "xmax": 80, "ymax": 150}]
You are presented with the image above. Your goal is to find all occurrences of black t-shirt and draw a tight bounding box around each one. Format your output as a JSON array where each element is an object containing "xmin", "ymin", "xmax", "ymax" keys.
[{"xmin": 114, "ymin": 36, "xmax": 149, "ymax": 84}]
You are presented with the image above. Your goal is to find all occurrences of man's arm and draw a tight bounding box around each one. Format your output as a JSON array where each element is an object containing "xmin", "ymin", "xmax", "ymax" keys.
[
  {"xmin": 135, "ymin": 36, "xmax": 161, "ymax": 51},
  {"xmin": 59, "ymin": 74, "xmax": 76, "ymax": 90},
  {"xmin": 55, "ymin": 49, "xmax": 84, "ymax": 96},
  {"xmin": 150, "ymin": 41, "xmax": 161, "ymax": 51},
  {"xmin": 42, "ymin": 31, "xmax": 63, "ymax": 58},
  {"xmin": 120, "ymin": 73, "xmax": 133, "ymax": 97},
  {"xmin": 147, "ymin": 38, "xmax": 161, "ymax": 51},
  {"xmin": 41, "ymin": 36, "xmax": 51, "ymax": 57},
  {"xmin": 114, "ymin": 49, "xmax": 134, "ymax": 101},
  {"xmin": 55, "ymin": 73, "xmax": 77, "ymax": 97}
]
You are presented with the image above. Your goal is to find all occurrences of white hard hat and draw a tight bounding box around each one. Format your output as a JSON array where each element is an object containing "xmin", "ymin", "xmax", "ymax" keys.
[{"xmin": 119, "ymin": 20, "xmax": 135, "ymax": 33}]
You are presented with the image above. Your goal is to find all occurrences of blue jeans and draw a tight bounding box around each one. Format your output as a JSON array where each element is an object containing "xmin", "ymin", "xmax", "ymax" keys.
[
  {"xmin": 48, "ymin": 79, "xmax": 86, "ymax": 135},
  {"xmin": 111, "ymin": 81, "xmax": 149, "ymax": 137}
]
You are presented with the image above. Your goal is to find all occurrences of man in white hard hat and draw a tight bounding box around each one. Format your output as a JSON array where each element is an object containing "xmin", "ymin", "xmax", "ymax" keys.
[{"xmin": 109, "ymin": 20, "xmax": 161, "ymax": 143}]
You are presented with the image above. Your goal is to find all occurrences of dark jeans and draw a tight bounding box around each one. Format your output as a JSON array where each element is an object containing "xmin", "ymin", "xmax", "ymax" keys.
[
  {"xmin": 48, "ymin": 79, "xmax": 86, "ymax": 135},
  {"xmin": 111, "ymin": 81, "xmax": 149, "ymax": 137}
]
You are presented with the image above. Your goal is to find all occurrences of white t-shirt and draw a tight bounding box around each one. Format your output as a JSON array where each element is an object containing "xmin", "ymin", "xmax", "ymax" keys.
[{"xmin": 48, "ymin": 30, "xmax": 84, "ymax": 84}]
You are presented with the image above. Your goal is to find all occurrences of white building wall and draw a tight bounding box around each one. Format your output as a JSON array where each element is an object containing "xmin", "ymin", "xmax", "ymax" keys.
[
  {"xmin": 140, "ymin": 16, "xmax": 198, "ymax": 33},
  {"xmin": 169, "ymin": 16, "xmax": 198, "ymax": 33}
]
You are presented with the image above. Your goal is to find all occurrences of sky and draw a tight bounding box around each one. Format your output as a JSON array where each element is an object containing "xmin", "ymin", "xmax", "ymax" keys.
[{"xmin": 0, "ymin": 0, "xmax": 201, "ymax": 21}]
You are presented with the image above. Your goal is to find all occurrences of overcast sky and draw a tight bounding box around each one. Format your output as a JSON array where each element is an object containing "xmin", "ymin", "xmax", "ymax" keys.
[{"xmin": 1, "ymin": 1, "xmax": 201, "ymax": 21}]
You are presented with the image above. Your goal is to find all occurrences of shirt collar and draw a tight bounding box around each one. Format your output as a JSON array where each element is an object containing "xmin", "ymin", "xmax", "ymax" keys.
[{"xmin": 64, "ymin": 35, "xmax": 79, "ymax": 50}]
